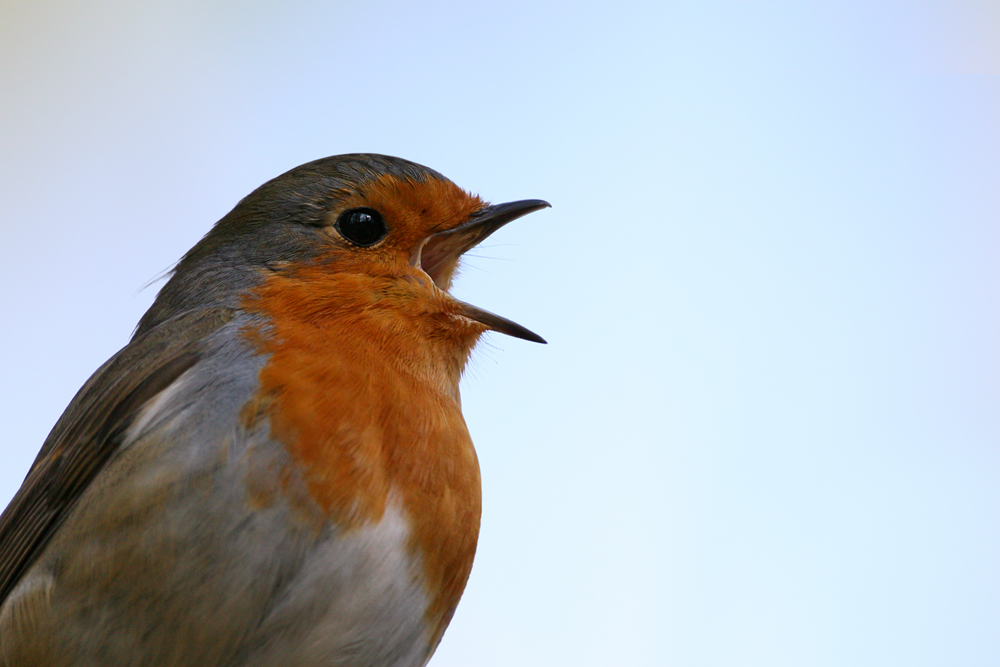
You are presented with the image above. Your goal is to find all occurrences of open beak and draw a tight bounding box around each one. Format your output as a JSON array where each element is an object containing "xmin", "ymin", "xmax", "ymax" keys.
[{"xmin": 414, "ymin": 199, "xmax": 550, "ymax": 344}]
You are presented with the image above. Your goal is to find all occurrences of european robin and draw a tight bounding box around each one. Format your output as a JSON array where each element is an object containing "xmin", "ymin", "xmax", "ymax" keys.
[{"xmin": 0, "ymin": 154, "xmax": 548, "ymax": 666}]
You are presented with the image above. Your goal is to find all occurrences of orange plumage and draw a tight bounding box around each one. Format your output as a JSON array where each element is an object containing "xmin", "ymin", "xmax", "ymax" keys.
[{"xmin": 244, "ymin": 251, "xmax": 485, "ymax": 640}]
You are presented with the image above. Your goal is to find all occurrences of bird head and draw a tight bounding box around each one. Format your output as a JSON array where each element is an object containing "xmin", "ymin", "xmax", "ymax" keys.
[{"xmin": 136, "ymin": 154, "xmax": 548, "ymax": 346}]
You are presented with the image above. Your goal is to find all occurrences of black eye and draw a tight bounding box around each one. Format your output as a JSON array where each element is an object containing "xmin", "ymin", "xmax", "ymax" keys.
[{"xmin": 335, "ymin": 208, "xmax": 387, "ymax": 247}]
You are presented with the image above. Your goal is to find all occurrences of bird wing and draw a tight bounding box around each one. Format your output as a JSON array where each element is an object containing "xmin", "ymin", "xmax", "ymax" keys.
[{"xmin": 0, "ymin": 307, "xmax": 235, "ymax": 604}]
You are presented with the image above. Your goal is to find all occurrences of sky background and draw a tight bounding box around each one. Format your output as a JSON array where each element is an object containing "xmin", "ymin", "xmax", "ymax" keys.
[{"xmin": 1, "ymin": 1, "xmax": 999, "ymax": 665}]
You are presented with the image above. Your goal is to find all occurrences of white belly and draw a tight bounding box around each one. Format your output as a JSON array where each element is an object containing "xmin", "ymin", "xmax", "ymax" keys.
[{"xmin": 239, "ymin": 503, "xmax": 434, "ymax": 667}]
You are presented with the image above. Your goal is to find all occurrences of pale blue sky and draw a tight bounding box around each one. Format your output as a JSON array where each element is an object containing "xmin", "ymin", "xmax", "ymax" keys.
[{"xmin": 1, "ymin": 2, "xmax": 998, "ymax": 665}]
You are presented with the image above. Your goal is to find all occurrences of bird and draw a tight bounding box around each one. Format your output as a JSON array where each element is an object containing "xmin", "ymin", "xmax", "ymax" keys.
[{"xmin": 0, "ymin": 154, "xmax": 548, "ymax": 667}]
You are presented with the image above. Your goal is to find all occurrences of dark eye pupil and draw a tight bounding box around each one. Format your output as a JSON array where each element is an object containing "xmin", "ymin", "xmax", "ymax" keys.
[{"xmin": 336, "ymin": 208, "xmax": 387, "ymax": 247}]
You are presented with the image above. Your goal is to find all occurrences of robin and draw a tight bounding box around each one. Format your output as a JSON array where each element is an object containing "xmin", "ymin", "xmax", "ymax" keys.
[{"xmin": 0, "ymin": 154, "xmax": 548, "ymax": 666}]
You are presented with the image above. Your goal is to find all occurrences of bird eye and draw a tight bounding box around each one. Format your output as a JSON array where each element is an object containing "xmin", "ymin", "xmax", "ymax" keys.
[{"xmin": 335, "ymin": 208, "xmax": 387, "ymax": 247}]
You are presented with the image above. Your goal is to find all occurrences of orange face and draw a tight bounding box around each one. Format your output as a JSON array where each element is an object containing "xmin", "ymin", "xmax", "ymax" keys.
[{"xmin": 323, "ymin": 173, "xmax": 486, "ymax": 291}]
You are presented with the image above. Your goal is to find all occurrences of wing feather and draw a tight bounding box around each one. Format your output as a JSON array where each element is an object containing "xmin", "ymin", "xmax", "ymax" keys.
[{"xmin": 0, "ymin": 308, "xmax": 234, "ymax": 604}]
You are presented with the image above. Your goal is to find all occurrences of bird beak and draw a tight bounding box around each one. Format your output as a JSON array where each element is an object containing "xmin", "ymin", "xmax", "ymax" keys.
[
  {"xmin": 454, "ymin": 300, "xmax": 547, "ymax": 344},
  {"xmin": 416, "ymin": 199, "xmax": 550, "ymax": 344}
]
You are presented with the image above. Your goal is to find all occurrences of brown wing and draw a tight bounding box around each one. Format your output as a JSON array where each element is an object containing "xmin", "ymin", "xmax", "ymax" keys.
[{"xmin": 0, "ymin": 308, "xmax": 234, "ymax": 604}]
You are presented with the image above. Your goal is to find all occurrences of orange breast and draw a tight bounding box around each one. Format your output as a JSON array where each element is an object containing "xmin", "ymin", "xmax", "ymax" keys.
[{"xmin": 242, "ymin": 265, "xmax": 483, "ymax": 639}]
